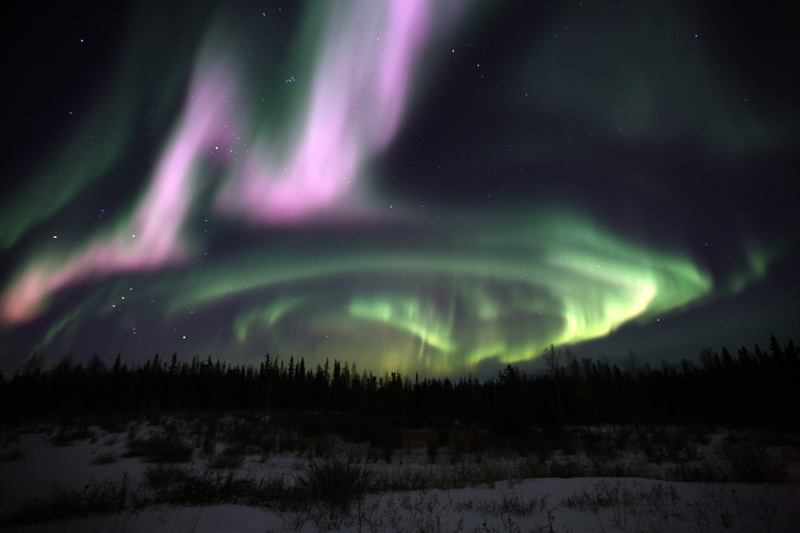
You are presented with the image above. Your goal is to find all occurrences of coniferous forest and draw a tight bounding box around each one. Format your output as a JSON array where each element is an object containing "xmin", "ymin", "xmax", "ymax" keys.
[{"xmin": 2, "ymin": 335, "xmax": 797, "ymax": 433}]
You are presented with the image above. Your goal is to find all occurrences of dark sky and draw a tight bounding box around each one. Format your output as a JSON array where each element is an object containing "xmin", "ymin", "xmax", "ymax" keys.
[{"xmin": 1, "ymin": 0, "xmax": 798, "ymax": 376}]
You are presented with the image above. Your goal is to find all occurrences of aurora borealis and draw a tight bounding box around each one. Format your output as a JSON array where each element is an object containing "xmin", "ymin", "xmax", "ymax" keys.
[{"xmin": 1, "ymin": 1, "xmax": 798, "ymax": 375}]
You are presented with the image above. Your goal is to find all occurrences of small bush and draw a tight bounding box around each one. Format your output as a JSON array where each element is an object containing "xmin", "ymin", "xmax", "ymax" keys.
[
  {"xmin": 144, "ymin": 464, "xmax": 186, "ymax": 489},
  {"xmin": 206, "ymin": 452, "xmax": 245, "ymax": 470},
  {"xmin": 1, "ymin": 474, "xmax": 141, "ymax": 526},
  {"xmin": 563, "ymin": 479, "xmax": 625, "ymax": 510},
  {"xmin": 124, "ymin": 436, "xmax": 193, "ymax": 463},
  {"xmin": 50, "ymin": 427, "xmax": 95, "ymax": 447},
  {"xmin": 460, "ymin": 491, "xmax": 551, "ymax": 517},
  {"xmin": 151, "ymin": 468, "xmax": 285, "ymax": 507},
  {"xmin": 96, "ymin": 414, "xmax": 126, "ymax": 434},
  {"xmin": 297, "ymin": 458, "xmax": 370, "ymax": 510},
  {"xmin": 201, "ymin": 417, "xmax": 218, "ymax": 455},
  {"xmin": 722, "ymin": 441, "xmax": 788, "ymax": 482},
  {"xmin": 426, "ymin": 435, "xmax": 439, "ymax": 463},
  {"xmin": 1, "ymin": 448, "xmax": 24, "ymax": 461},
  {"xmin": 92, "ymin": 451, "xmax": 118, "ymax": 465}
]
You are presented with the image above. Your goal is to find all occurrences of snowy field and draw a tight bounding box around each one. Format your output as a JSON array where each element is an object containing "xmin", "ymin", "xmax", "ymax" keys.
[{"xmin": 1, "ymin": 416, "xmax": 798, "ymax": 532}]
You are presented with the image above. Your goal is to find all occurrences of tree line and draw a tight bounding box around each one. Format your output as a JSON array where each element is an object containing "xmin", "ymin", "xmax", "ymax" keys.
[{"xmin": 1, "ymin": 335, "xmax": 797, "ymax": 432}]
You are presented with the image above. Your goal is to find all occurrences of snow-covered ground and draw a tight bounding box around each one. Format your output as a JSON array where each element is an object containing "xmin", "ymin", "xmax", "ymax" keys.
[{"xmin": 1, "ymin": 419, "xmax": 798, "ymax": 532}]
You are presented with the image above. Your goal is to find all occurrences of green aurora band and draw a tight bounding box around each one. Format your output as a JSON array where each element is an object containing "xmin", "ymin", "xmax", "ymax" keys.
[{"xmin": 161, "ymin": 209, "xmax": 712, "ymax": 374}]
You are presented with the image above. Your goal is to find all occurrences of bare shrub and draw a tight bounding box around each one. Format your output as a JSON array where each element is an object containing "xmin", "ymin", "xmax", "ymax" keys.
[
  {"xmin": 92, "ymin": 451, "xmax": 118, "ymax": 465},
  {"xmin": 124, "ymin": 436, "xmax": 193, "ymax": 463},
  {"xmin": 154, "ymin": 468, "xmax": 286, "ymax": 507},
  {"xmin": 1, "ymin": 473, "xmax": 142, "ymax": 526},
  {"xmin": 721, "ymin": 441, "xmax": 788, "ymax": 483},
  {"xmin": 144, "ymin": 464, "xmax": 186, "ymax": 489},
  {"xmin": 206, "ymin": 451, "xmax": 245, "ymax": 470},
  {"xmin": 495, "ymin": 492, "xmax": 550, "ymax": 516},
  {"xmin": 297, "ymin": 458, "xmax": 370, "ymax": 510},
  {"xmin": 426, "ymin": 434, "xmax": 439, "ymax": 463},
  {"xmin": 50, "ymin": 426, "xmax": 95, "ymax": 447},
  {"xmin": 1, "ymin": 448, "xmax": 24, "ymax": 461}
]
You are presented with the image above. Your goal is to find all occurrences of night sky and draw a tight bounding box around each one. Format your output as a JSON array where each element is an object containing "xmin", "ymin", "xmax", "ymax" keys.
[{"xmin": 2, "ymin": 0, "xmax": 798, "ymax": 376}]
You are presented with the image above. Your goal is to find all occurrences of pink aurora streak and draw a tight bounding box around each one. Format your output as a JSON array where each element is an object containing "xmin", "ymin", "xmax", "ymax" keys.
[
  {"xmin": 214, "ymin": 0, "xmax": 434, "ymax": 222},
  {"xmin": 1, "ymin": 67, "xmax": 237, "ymax": 323},
  {"xmin": 1, "ymin": 0, "xmax": 448, "ymax": 323}
]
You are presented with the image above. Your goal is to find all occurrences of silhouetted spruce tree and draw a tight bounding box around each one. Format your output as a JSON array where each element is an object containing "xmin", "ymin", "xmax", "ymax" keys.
[{"xmin": 541, "ymin": 344, "xmax": 563, "ymax": 428}]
